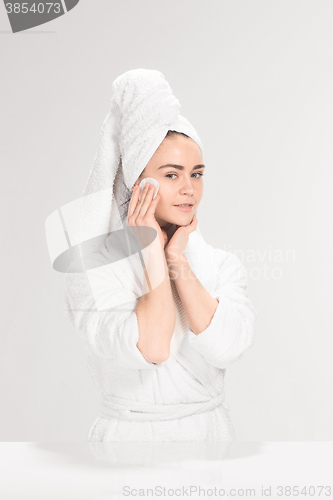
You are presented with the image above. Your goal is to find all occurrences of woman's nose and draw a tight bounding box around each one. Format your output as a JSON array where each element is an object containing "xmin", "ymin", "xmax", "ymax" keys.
[{"xmin": 180, "ymin": 179, "xmax": 196, "ymax": 195}]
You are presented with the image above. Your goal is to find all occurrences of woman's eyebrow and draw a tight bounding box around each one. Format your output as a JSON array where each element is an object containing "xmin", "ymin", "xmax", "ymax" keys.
[{"xmin": 157, "ymin": 164, "xmax": 205, "ymax": 170}]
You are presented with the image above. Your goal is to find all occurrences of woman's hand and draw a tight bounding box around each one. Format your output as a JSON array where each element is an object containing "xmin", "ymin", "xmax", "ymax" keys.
[
  {"xmin": 164, "ymin": 212, "xmax": 197, "ymax": 263},
  {"xmin": 127, "ymin": 183, "xmax": 166, "ymax": 251}
]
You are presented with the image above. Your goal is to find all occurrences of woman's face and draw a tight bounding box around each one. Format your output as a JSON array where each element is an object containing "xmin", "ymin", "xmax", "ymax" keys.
[{"xmin": 133, "ymin": 135, "xmax": 204, "ymax": 228}]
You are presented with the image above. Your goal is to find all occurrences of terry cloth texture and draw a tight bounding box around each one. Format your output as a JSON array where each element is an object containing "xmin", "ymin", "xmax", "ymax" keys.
[{"xmin": 64, "ymin": 68, "xmax": 257, "ymax": 442}]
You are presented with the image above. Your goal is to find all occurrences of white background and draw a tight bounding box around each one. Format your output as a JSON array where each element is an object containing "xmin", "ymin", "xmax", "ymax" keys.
[{"xmin": 1, "ymin": 0, "xmax": 332, "ymax": 441}]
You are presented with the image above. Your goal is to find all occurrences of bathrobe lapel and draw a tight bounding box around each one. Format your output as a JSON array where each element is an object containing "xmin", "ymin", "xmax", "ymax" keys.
[{"xmin": 167, "ymin": 226, "xmax": 222, "ymax": 394}]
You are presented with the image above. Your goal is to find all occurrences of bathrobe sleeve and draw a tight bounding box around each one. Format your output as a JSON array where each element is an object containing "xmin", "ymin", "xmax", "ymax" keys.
[
  {"xmin": 64, "ymin": 268, "xmax": 158, "ymax": 370},
  {"xmin": 187, "ymin": 250, "xmax": 257, "ymax": 370}
]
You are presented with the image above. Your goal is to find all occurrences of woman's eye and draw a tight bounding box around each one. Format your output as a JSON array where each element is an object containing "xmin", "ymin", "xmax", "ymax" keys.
[{"xmin": 166, "ymin": 172, "xmax": 204, "ymax": 179}]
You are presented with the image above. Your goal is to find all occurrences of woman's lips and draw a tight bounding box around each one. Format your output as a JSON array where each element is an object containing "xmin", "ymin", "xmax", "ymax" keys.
[{"xmin": 174, "ymin": 205, "xmax": 194, "ymax": 212}]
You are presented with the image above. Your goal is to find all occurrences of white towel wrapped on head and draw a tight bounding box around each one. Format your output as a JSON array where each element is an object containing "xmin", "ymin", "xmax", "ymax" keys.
[
  {"xmin": 73, "ymin": 68, "xmax": 204, "ymax": 248},
  {"xmin": 64, "ymin": 68, "xmax": 256, "ymax": 443}
]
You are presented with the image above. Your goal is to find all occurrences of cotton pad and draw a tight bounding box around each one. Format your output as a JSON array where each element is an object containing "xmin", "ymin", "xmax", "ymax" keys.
[{"xmin": 138, "ymin": 178, "xmax": 159, "ymax": 201}]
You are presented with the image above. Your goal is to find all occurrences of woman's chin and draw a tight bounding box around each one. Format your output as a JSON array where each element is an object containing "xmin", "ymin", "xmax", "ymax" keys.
[
  {"xmin": 175, "ymin": 211, "xmax": 196, "ymax": 223},
  {"xmin": 170, "ymin": 217, "xmax": 190, "ymax": 224},
  {"xmin": 157, "ymin": 212, "xmax": 194, "ymax": 228}
]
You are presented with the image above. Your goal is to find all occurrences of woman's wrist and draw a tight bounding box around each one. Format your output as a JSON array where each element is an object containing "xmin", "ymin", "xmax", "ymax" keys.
[{"xmin": 165, "ymin": 252, "xmax": 188, "ymax": 280}]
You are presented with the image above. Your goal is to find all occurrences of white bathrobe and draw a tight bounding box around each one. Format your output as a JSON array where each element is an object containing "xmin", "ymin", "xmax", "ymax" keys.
[
  {"xmin": 64, "ymin": 224, "xmax": 257, "ymax": 442},
  {"xmin": 61, "ymin": 68, "xmax": 256, "ymax": 443}
]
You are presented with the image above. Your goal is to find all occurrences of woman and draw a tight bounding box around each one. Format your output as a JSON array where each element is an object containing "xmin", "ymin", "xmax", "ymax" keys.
[{"xmin": 65, "ymin": 69, "xmax": 257, "ymax": 442}]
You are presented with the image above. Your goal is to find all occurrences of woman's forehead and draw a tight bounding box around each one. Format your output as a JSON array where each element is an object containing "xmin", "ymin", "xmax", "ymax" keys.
[{"xmin": 151, "ymin": 137, "xmax": 203, "ymax": 164}]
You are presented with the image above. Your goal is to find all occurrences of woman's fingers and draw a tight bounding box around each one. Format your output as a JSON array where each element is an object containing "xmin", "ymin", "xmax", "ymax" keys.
[
  {"xmin": 146, "ymin": 193, "xmax": 160, "ymax": 215},
  {"xmin": 128, "ymin": 184, "xmax": 148, "ymax": 222},
  {"xmin": 188, "ymin": 212, "xmax": 197, "ymax": 231},
  {"xmin": 128, "ymin": 183, "xmax": 157, "ymax": 224},
  {"xmin": 132, "ymin": 183, "xmax": 155, "ymax": 220},
  {"xmin": 128, "ymin": 185, "xmax": 140, "ymax": 220},
  {"xmin": 131, "ymin": 184, "xmax": 149, "ymax": 219}
]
